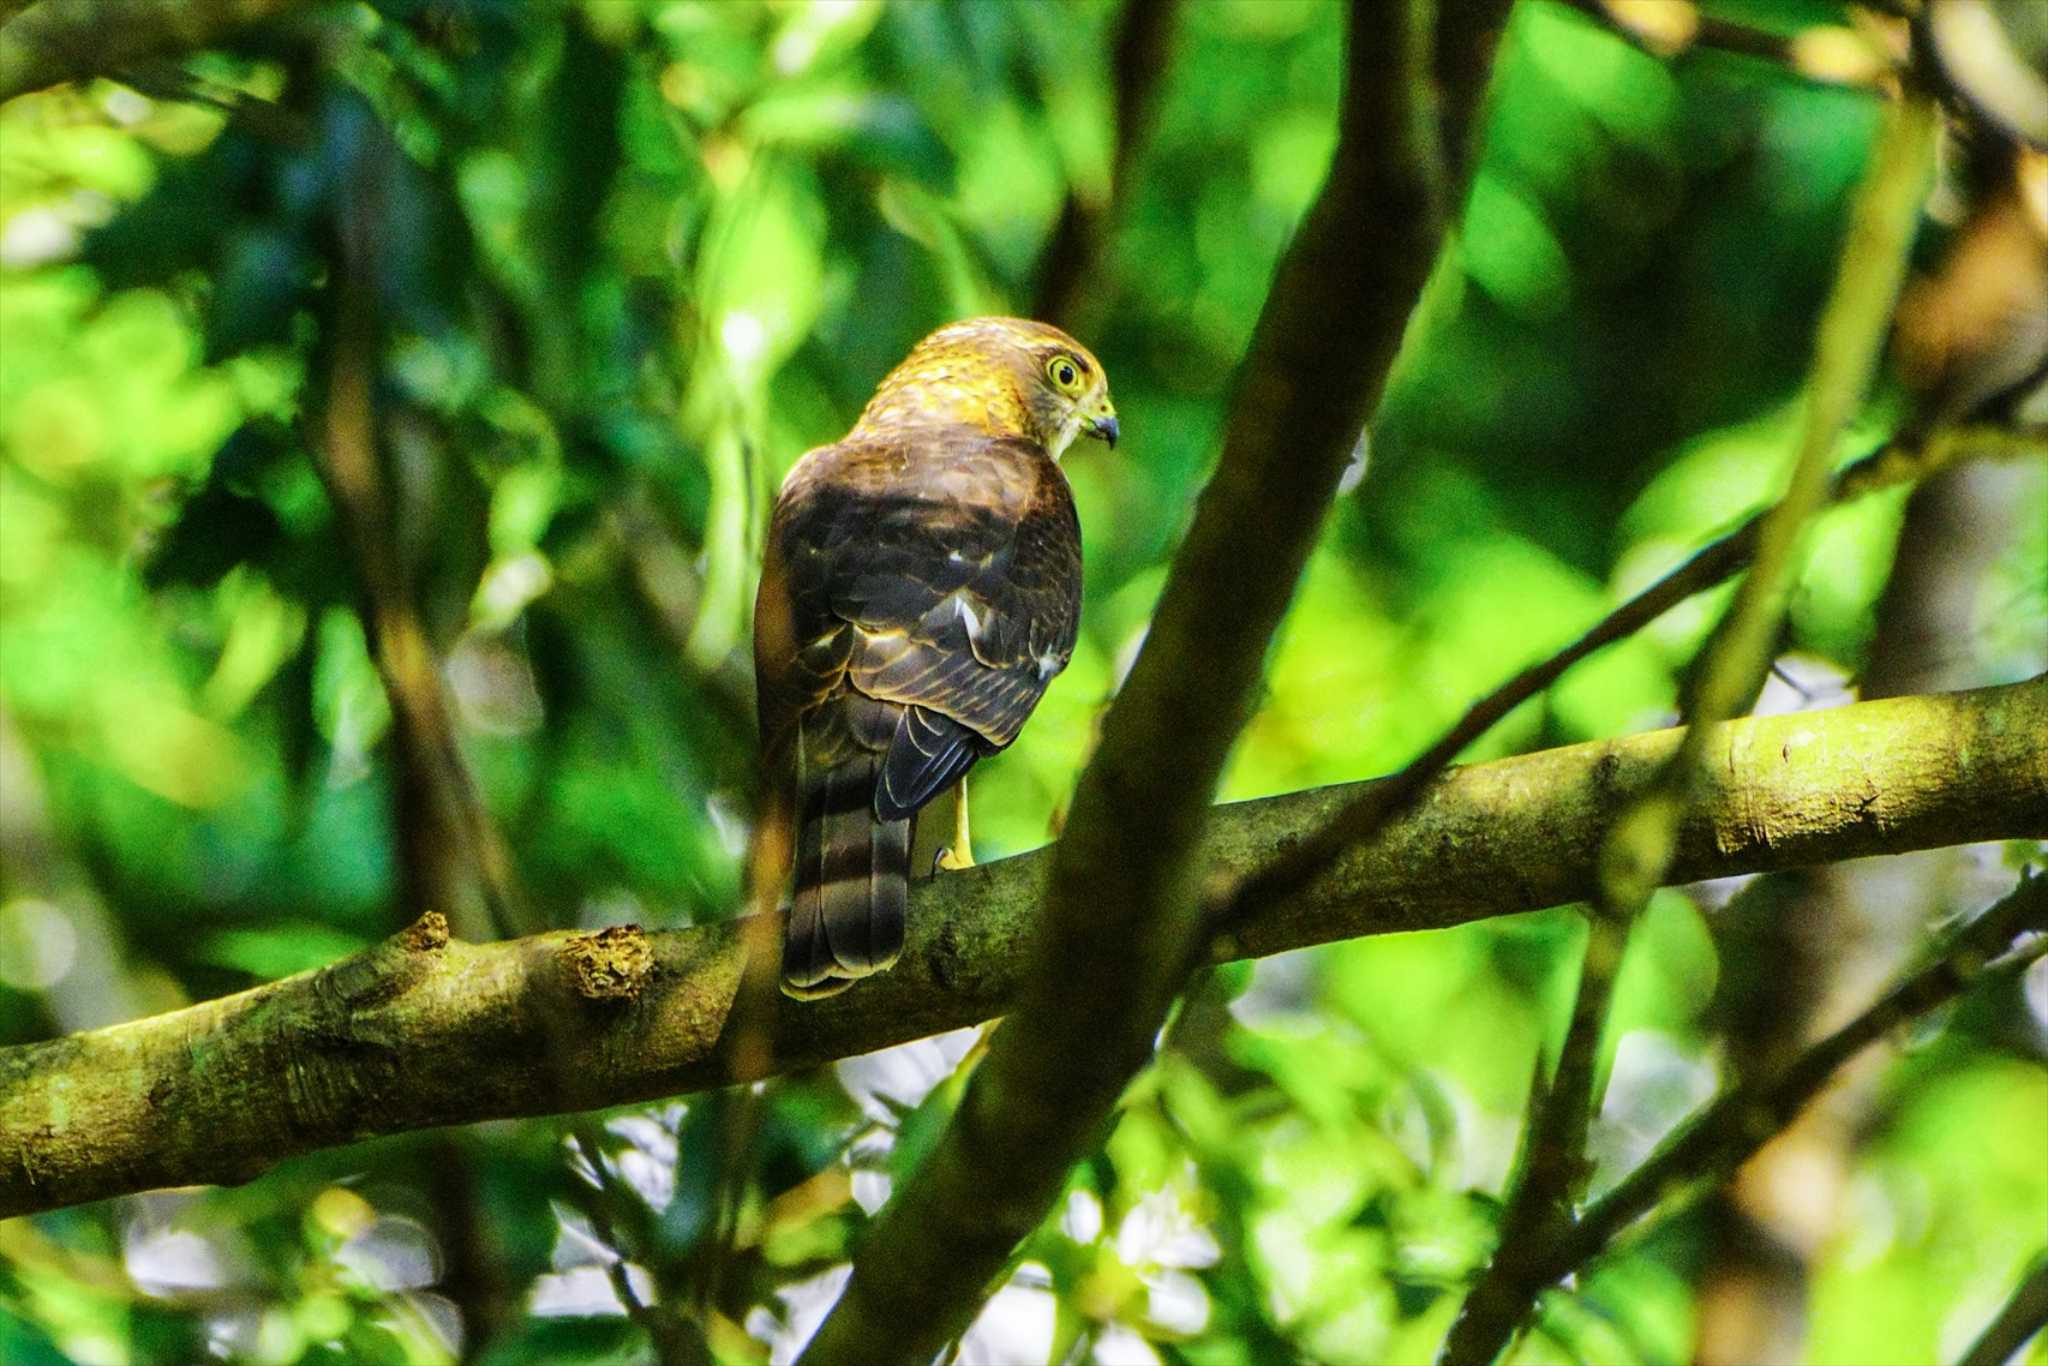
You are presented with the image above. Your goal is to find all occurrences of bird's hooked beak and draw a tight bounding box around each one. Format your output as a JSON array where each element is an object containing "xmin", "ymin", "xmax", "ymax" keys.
[{"xmin": 1087, "ymin": 410, "xmax": 1120, "ymax": 448}]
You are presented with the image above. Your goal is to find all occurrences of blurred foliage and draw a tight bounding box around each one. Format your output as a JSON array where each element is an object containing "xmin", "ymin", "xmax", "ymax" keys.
[{"xmin": 0, "ymin": 0, "xmax": 2043, "ymax": 1362}]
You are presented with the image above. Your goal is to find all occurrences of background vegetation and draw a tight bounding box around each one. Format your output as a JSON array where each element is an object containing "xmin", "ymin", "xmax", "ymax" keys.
[{"xmin": 0, "ymin": 0, "xmax": 2041, "ymax": 1362}]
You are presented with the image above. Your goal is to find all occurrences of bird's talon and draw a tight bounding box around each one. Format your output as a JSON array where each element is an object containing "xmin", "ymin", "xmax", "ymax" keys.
[{"xmin": 935, "ymin": 845, "xmax": 975, "ymax": 872}]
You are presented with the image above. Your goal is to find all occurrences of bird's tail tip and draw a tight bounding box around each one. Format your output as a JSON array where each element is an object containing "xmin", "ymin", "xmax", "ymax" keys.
[{"xmin": 783, "ymin": 757, "xmax": 910, "ymax": 996}]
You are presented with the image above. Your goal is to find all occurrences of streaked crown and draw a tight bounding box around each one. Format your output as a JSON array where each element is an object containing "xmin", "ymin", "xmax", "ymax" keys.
[{"xmin": 853, "ymin": 317, "xmax": 1118, "ymax": 460}]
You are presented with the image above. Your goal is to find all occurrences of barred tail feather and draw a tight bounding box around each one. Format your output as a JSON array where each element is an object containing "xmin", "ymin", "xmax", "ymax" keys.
[{"xmin": 782, "ymin": 755, "xmax": 910, "ymax": 999}]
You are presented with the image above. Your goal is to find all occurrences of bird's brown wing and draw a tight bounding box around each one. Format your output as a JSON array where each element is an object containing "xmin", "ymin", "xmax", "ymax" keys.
[{"xmin": 757, "ymin": 430, "xmax": 1082, "ymax": 818}]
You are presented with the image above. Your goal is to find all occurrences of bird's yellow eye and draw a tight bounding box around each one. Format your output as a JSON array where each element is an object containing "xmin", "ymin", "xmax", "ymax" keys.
[{"xmin": 1046, "ymin": 356, "xmax": 1082, "ymax": 391}]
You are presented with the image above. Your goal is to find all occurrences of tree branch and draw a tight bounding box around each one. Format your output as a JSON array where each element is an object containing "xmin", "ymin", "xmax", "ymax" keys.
[
  {"xmin": 1687, "ymin": 453, "xmax": 2044, "ymax": 1356},
  {"xmin": 1442, "ymin": 88, "xmax": 1941, "ymax": 1366},
  {"xmin": 567, "ymin": 1124, "xmax": 712, "ymax": 1366},
  {"xmin": 1547, "ymin": 0, "xmax": 1891, "ymax": 92},
  {"xmin": 1213, "ymin": 425, "xmax": 2030, "ymax": 934},
  {"xmin": 796, "ymin": 1, "xmax": 1446, "ymax": 1358},
  {"xmin": 0, "ymin": 0, "xmax": 305, "ymax": 104},
  {"xmin": 1516, "ymin": 871, "xmax": 2048, "ymax": 1323},
  {"xmin": 1030, "ymin": 0, "xmax": 1184, "ymax": 329},
  {"xmin": 1, "ymin": 678, "xmax": 2040, "ymax": 1219},
  {"xmin": 1958, "ymin": 1252, "xmax": 2048, "ymax": 1366},
  {"xmin": 312, "ymin": 194, "xmax": 531, "ymax": 943},
  {"xmin": 1434, "ymin": 0, "xmax": 1514, "ymax": 192}
]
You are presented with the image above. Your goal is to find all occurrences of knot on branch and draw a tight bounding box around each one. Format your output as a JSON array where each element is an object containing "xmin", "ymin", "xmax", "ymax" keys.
[
  {"xmin": 398, "ymin": 909, "xmax": 450, "ymax": 953},
  {"xmin": 315, "ymin": 909, "xmax": 451, "ymax": 1010},
  {"xmin": 564, "ymin": 925, "xmax": 653, "ymax": 1002}
]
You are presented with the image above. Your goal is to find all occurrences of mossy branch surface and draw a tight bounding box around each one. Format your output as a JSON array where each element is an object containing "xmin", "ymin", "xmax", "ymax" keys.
[{"xmin": 3, "ymin": 678, "xmax": 2041, "ymax": 1219}]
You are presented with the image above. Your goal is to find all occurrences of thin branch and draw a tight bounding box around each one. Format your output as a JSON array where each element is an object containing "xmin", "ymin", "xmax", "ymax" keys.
[
  {"xmin": 1649, "ymin": 91, "xmax": 1937, "ymax": 819},
  {"xmin": 1212, "ymin": 428, "xmax": 2000, "ymax": 934},
  {"xmin": 1442, "ymin": 91, "xmax": 1941, "ymax": 1366},
  {"xmin": 567, "ymin": 1125, "xmax": 711, "ymax": 1366},
  {"xmin": 1687, "ymin": 442, "xmax": 2044, "ymax": 1357},
  {"xmin": 1031, "ymin": 0, "xmax": 1184, "ymax": 329},
  {"xmin": 310, "ymin": 149, "xmax": 533, "ymax": 942},
  {"xmin": 1543, "ymin": 873, "xmax": 2048, "ymax": 1302},
  {"xmin": 1, "ymin": 676, "xmax": 2039, "ymax": 1219},
  {"xmin": 1958, "ymin": 1253, "xmax": 2048, "ymax": 1366},
  {"xmin": 417, "ymin": 1135, "xmax": 519, "ymax": 1350},
  {"xmin": 0, "ymin": 0, "xmax": 306, "ymax": 104},
  {"xmin": 796, "ymin": 1, "xmax": 1445, "ymax": 1358},
  {"xmin": 1481, "ymin": 901, "xmax": 1618, "ymax": 1288},
  {"xmin": 1548, "ymin": 0, "xmax": 1891, "ymax": 92},
  {"xmin": 310, "ymin": 233, "xmax": 452, "ymax": 930}
]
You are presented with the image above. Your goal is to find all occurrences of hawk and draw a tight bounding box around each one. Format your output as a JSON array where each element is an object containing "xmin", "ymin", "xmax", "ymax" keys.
[{"xmin": 754, "ymin": 317, "xmax": 1118, "ymax": 999}]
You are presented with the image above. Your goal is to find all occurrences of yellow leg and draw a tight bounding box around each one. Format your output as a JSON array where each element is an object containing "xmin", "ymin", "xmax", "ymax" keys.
[{"xmin": 936, "ymin": 777, "xmax": 975, "ymax": 870}]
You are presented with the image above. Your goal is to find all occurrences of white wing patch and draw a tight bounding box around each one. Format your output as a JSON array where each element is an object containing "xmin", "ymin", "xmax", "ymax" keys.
[{"xmin": 952, "ymin": 594, "xmax": 984, "ymax": 643}]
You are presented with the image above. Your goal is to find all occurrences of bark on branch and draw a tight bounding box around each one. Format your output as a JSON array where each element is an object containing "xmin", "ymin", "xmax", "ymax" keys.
[
  {"xmin": 2, "ymin": 678, "xmax": 2041, "ymax": 1219},
  {"xmin": 0, "ymin": 0, "xmax": 304, "ymax": 104}
]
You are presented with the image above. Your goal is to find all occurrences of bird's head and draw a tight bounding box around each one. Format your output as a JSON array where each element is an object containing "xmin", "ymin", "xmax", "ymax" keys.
[{"xmin": 857, "ymin": 316, "xmax": 1118, "ymax": 460}]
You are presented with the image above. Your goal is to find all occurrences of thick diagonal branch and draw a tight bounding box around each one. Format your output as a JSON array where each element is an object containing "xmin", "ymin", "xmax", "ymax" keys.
[
  {"xmin": 2, "ymin": 678, "xmax": 2040, "ymax": 1220},
  {"xmin": 796, "ymin": 2, "xmax": 1445, "ymax": 1360}
]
